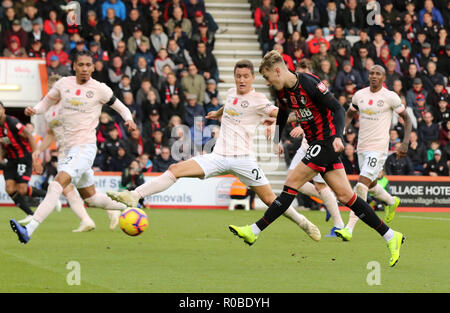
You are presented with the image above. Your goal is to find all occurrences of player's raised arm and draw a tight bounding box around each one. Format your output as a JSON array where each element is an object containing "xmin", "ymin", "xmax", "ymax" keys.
[
  {"xmin": 26, "ymin": 81, "xmax": 62, "ymax": 116},
  {"xmin": 206, "ymin": 106, "xmax": 224, "ymax": 120}
]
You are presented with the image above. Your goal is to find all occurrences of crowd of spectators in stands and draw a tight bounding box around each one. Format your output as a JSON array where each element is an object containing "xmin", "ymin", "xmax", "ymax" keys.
[
  {"xmin": 271, "ymin": 0, "xmax": 449, "ymax": 176},
  {"xmin": 0, "ymin": 0, "xmax": 222, "ymax": 179},
  {"xmin": 0, "ymin": 0, "xmax": 448, "ymax": 177}
]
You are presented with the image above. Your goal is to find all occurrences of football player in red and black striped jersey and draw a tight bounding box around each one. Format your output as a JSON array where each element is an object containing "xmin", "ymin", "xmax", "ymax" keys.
[
  {"xmin": 0, "ymin": 101, "xmax": 46, "ymax": 223},
  {"xmin": 229, "ymin": 51, "xmax": 405, "ymax": 267}
]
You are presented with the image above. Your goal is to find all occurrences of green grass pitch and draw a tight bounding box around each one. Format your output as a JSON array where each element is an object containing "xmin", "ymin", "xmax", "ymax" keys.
[{"xmin": 1, "ymin": 206, "xmax": 449, "ymax": 293}]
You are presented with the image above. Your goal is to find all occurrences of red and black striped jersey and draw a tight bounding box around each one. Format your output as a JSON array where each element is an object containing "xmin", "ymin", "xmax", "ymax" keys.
[
  {"xmin": 0, "ymin": 115, "xmax": 32, "ymax": 159},
  {"xmin": 276, "ymin": 72, "xmax": 345, "ymax": 144}
]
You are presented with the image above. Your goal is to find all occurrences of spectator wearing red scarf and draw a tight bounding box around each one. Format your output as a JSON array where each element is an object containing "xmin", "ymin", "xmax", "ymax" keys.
[{"xmin": 260, "ymin": 9, "xmax": 284, "ymax": 55}]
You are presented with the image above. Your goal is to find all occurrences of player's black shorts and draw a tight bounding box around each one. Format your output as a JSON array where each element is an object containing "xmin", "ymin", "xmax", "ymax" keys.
[
  {"xmin": 4, "ymin": 156, "xmax": 33, "ymax": 184},
  {"xmin": 301, "ymin": 137, "xmax": 344, "ymax": 174}
]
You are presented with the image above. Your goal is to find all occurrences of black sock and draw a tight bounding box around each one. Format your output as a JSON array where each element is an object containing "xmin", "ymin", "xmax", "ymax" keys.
[
  {"xmin": 28, "ymin": 186, "xmax": 46, "ymax": 198},
  {"xmin": 255, "ymin": 185, "xmax": 298, "ymax": 232},
  {"xmin": 347, "ymin": 194, "xmax": 389, "ymax": 236},
  {"xmin": 10, "ymin": 192, "xmax": 34, "ymax": 215}
]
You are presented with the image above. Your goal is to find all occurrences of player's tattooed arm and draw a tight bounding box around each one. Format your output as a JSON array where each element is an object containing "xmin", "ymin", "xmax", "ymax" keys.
[
  {"xmin": 345, "ymin": 108, "xmax": 358, "ymax": 130},
  {"xmin": 397, "ymin": 110, "xmax": 412, "ymax": 159}
]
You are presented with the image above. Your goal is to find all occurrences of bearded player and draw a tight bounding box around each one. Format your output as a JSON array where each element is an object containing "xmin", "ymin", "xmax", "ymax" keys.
[
  {"xmin": 10, "ymin": 51, "xmax": 134, "ymax": 244},
  {"xmin": 32, "ymin": 75, "xmax": 121, "ymax": 232},
  {"xmin": 334, "ymin": 65, "xmax": 412, "ymax": 241}
]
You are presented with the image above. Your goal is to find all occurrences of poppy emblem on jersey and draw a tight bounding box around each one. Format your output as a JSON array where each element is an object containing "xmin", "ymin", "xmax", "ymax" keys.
[
  {"xmin": 240, "ymin": 100, "xmax": 249, "ymax": 108},
  {"xmin": 377, "ymin": 100, "xmax": 384, "ymax": 107},
  {"xmin": 86, "ymin": 91, "xmax": 94, "ymax": 98},
  {"xmin": 76, "ymin": 89, "xmax": 81, "ymax": 96},
  {"xmin": 368, "ymin": 99, "xmax": 373, "ymax": 105},
  {"xmin": 233, "ymin": 97, "xmax": 238, "ymax": 105},
  {"xmin": 317, "ymin": 82, "xmax": 328, "ymax": 94}
]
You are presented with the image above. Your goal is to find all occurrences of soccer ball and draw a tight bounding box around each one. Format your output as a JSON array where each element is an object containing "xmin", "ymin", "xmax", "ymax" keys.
[{"xmin": 119, "ymin": 208, "xmax": 149, "ymax": 236}]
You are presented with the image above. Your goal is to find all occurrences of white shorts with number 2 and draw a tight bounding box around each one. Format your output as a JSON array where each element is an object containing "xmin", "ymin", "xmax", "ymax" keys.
[
  {"xmin": 192, "ymin": 152, "xmax": 269, "ymax": 187},
  {"xmin": 57, "ymin": 144, "xmax": 97, "ymax": 188}
]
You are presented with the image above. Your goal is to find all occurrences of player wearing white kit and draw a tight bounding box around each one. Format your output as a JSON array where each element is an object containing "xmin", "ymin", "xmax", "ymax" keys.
[
  {"xmin": 10, "ymin": 51, "xmax": 135, "ymax": 244},
  {"xmin": 335, "ymin": 65, "xmax": 412, "ymax": 241},
  {"xmin": 107, "ymin": 60, "xmax": 321, "ymax": 241},
  {"xmin": 33, "ymin": 99, "xmax": 121, "ymax": 232}
]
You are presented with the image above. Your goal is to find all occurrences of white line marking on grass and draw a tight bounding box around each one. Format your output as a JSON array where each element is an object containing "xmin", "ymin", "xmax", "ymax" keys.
[{"xmin": 398, "ymin": 215, "xmax": 450, "ymax": 222}]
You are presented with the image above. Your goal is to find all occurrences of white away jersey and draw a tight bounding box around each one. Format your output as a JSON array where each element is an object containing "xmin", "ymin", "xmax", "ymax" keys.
[
  {"xmin": 213, "ymin": 88, "xmax": 277, "ymax": 156},
  {"xmin": 41, "ymin": 76, "xmax": 114, "ymax": 149},
  {"xmin": 351, "ymin": 87, "xmax": 404, "ymax": 152}
]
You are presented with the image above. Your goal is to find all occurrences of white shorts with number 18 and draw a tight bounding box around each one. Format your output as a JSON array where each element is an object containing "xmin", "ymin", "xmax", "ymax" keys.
[{"xmin": 357, "ymin": 150, "xmax": 388, "ymax": 182}]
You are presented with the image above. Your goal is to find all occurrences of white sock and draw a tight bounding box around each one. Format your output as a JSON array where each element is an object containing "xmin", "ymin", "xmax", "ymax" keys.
[
  {"xmin": 383, "ymin": 228, "xmax": 394, "ymax": 242},
  {"xmin": 283, "ymin": 206, "xmax": 307, "ymax": 228},
  {"xmin": 298, "ymin": 182, "xmax": 320, "ymax": 198},
  {"xmin": 32, "ymin": 181, "xmax": 64, "ymax": 224},
  {"xmin": 369, "ymin": 184, "xmax": 395, "ymax": 206},
  {"xmin": 318, "ymin": 187, "xmax": 344, "ymax": 228},
  {"xmin": 346, "ymin": 183, "xmax": 368, "ymax": 233},
  {"xmin": 134, "ymin": 170, "xmax": 176, "ymax": 198},
  {"xmin": 84, "ymin": 191, "xmax": 127, "ymax": 210},
  {"xmin": 65, "ymin": 186, "xmax": 90, "ymax": 221},
  {"xmin": 250, "ymin": 223, "xmax": 261, "ymax": 236},
  {"xmin": 26, "ymin": 218, "xmax": 40, "ymax": 236}
]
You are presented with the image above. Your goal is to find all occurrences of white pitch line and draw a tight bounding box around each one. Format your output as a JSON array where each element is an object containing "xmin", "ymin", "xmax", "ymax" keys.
[{"xmin": 398, "ymin": 215, "xmax": 450, "ymax": 222}]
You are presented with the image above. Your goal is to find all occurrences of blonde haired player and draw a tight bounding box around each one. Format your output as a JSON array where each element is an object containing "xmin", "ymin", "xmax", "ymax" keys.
[
  {"xmin": 229, "ymin": 50, "xmax": 405, "ymax": 267},
  {"xmin": 334, "ymin": 65, "xmax": 412, "ymax": 241},
  {"xmin": 10, "ymin": 51, "xmax": 135, "ymax": 243},
  {"xmin": 280, "ymin": 60, "xmax": 345, "ymax": 237},
  {"xmin": 107, "ymin": 59, "xmax": 321, "ymax": 241}
]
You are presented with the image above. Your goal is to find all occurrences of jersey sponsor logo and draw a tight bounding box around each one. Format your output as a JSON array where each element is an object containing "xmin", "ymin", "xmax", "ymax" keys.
[
  {"xmin": 67, "ymin": 98, "xmax": 84, "ymax": 106},
  {"xmin": 294, "ymin": 107, "xmax": 313, "ymax": 121},
  {"xmin": 224, "ymin": 108, "xmax": 241, "ymax": 117},
  {"xmin": 361, "ymin": 108, "xmax": 377, "ymax": 115}
]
